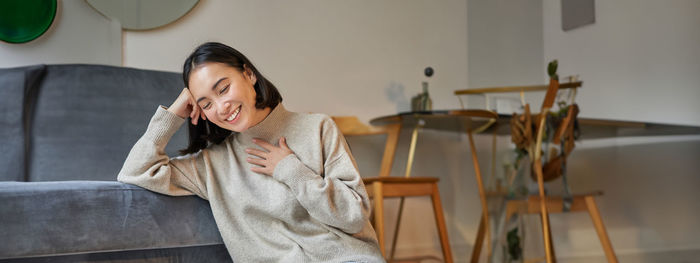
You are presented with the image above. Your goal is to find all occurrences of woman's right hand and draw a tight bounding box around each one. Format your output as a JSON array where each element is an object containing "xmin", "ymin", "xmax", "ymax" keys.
[{"xmin": 168, "ymin": 88, "xmax": 207, "ymax": 125}]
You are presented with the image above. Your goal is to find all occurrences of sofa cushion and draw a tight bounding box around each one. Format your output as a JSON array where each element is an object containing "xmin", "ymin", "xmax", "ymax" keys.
[
  {"xmin": 1, "ymin": 245, "xmax": 232, "ymax": 263},
  {"xmin": 0, "ymin": 65, "xmax": 46, "ymax": 181},
  {"xmin": 28, "ymin": 64, "xmax": 188, "ymax": 181},
  {"xmin": 0, "ymin": 181, "xmax": 225, "ymax": 259}
]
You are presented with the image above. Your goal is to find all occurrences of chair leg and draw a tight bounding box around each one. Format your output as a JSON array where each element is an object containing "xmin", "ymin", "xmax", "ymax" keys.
[
  {"xmin": 389, "ymin": 197, "xmax": 406, "ymax": 262},
  {"xmin": 547, "ymin": 217, "xmax": 557, "ymax": 263},
  {"xmin": 537, "ymin": 212, "xmax": 556, "ymax": 263},
  {"xmin": 431, "ymin": 183, "xmax": 453, "ymax": 263},
  {"xmin": 467, "ymin": 131, "xmax": 492, "ymax": 260},
  {"xmin": 584, "ymin": 196, "xmax": 618, "ymax": 263},
  {"xmin": 470, "ymin": 214, "xmax": 485, "ymax": 263},
  {"xmin": 533, "ymin": 161, "xmax": 554, "ymax": 263},
  {"xmin": 372, "ymin": 182, "xmax": 386, "ymax": 257}
]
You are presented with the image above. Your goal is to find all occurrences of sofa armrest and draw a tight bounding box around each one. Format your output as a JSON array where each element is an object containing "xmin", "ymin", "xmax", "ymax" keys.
[{"xmin": 0, "ymin": 181, "xmax": 223, "ymax": 259}]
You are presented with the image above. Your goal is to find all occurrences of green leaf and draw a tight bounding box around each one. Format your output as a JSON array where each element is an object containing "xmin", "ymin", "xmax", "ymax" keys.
[{"xmin": 547, "ymin": 60, "xmax": 559, "ymax": 80}]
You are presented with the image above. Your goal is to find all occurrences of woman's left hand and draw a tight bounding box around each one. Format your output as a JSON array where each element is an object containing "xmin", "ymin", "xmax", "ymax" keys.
[{"xmin": 246, "ymin": 137, "xmax": 294, "ymax": 176}]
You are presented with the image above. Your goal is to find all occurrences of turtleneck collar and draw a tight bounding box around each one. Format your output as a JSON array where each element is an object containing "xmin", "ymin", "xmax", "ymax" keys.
[{"xmin": 241, "ymin": 104, "xmax": 290, "ymax": 139}]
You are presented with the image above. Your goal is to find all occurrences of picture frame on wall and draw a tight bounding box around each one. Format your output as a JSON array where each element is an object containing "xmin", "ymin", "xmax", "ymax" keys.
[{"xmin": 562, "ymin": 0, "xmax": 595, "ymax": 31}]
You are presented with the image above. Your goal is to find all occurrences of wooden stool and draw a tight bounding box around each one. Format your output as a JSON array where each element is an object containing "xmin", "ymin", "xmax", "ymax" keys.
[
  {"xmin": 332, "ymin": 116, "xmax": 453, "ymax": 263},
  {"xmin": 364, "ymin": 177, "xmax": 452, "ymax": 263},
  {"xmin": 366, "ymin": 109, "xmax": 498, "ymax": 262}
]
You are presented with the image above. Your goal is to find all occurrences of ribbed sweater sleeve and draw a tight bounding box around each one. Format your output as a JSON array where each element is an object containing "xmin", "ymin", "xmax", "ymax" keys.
[
  {"xmin": 117, "ymin": 106, "xmax": 208, "ymax": 199},
  {"xmin": 272, "ymin": 117, "xmax": 371, "ymax": 234}
]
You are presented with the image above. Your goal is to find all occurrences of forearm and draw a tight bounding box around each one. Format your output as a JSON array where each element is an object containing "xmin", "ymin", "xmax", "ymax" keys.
[
  {"xmin": 117, "ymin": 106, "xmax": 206, "ymax": 198},
  {"xmin": 273, "ymin": 154, "xmax": 371, "ymax": 234}
]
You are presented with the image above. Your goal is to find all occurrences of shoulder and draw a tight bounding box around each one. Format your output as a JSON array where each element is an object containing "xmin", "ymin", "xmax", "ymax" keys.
[
  {"xmin": 280, "ymin": 111, "xmax": 343, "ymax": 147},
  {"xmin": 284, "ymin": 111, "xmax": 337, "ymax": 130}
]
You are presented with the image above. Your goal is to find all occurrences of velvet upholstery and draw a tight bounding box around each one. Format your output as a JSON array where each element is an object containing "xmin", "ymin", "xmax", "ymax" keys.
[
  {"xmin": 0, "ymin": 181, "xmax": 224, "ymax": 259},
  {"xmin": 0, "ymin": 245, "xmax": 232, "ymax": 263},
  {"xmin": 0, "ymin": 65, "xmax": 45, "ymax": 182},
  {"xmin": 28, "ymin": 65, "xmax": 188, "ymax": 182},
  {"xmin": 0, "ymin": 64, "xmax": 229, "ymax": 261}
]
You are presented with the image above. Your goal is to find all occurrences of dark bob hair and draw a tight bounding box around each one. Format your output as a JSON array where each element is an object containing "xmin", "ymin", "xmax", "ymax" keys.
[{"xmin": 180, "ymin": 42, "xmax": 282, "ymax": 154}]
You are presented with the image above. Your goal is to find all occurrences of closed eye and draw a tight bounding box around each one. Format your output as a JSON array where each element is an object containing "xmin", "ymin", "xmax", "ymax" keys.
[
  {"xmin": 202, "ymin": 102, "xmax": 211, "ymax": 110},
  {"xmin": 219, "ymin": 85, "xmax": 229, "ymax": 95}
]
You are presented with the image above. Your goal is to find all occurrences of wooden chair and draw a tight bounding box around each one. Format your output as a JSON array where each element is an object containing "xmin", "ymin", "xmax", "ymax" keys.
[
  {"xmin": 517, "ymin": 79, "xmax": 616, "ymax": 263},
  {"xmin": 332, "ymin": 116, "xmax": 453, "ymax": 263},
  {"xmin": 457, "ymin": 78, "xmax": 617, "ymax": 262}
]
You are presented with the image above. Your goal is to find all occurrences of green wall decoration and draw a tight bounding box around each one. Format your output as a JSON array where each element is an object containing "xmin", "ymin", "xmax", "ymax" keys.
[{"xmin": 0, "ymin": 0, "xmax": 57, "ymax": 44}]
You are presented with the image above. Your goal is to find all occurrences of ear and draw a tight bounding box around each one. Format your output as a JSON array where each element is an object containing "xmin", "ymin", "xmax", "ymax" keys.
[{"xmin": 243, "ymin": 65, "xmax": 257, "ymax": 85}]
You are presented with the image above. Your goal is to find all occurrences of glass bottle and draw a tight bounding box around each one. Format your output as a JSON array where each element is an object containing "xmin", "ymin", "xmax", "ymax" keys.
[{"xmin": 421, "ymin": 81, "xmax": 432, "ymax": 111}]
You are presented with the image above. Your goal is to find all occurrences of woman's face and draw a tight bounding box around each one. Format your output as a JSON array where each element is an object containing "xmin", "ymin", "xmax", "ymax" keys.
[{"xmin": 188, "ymin": 62, "xmax": 265, "ymax": 132}]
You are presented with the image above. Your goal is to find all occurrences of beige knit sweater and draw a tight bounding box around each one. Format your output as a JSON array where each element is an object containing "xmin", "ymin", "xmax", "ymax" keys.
[{"xmin": 117, "ymin": 105, "xmax": 384, "ymax": 262}]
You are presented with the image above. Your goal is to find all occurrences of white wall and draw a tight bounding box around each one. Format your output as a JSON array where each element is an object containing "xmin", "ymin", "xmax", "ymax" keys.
[
  {"xmin": 465, "ymin": 0, "xmax": 547, "ymax": 114},
  {"xmin": 554, "ymin": 137, "xmax": 700, "ymax": 259},
  {"xmin": 544, "ymin": 0, "xmax": 700, "ymax": 126},
  {"xmin": 124, "ymin": 0, "xmax": 468, "ymax": 123},
  {"xmin": 539, "ymin": 0, "xmax": 700, "ymax": 259},
  {"xmin": 467, "ymin": 0, "xmax": 543, "ymax": 89},
  {"xmin": 0, "ymin": 0, "xmax": 121, "ymax": 68}
]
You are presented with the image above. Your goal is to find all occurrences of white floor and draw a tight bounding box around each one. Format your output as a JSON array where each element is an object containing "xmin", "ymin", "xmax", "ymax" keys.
[
  {"xmin": 559, "ymin": 248, "xmax": 700, "ymax": 263},
  {"xmin": 390, "ymin": 246, "xmax": 700, "ymax": 263}
]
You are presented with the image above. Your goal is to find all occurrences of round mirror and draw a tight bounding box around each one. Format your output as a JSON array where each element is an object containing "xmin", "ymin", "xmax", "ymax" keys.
[{"xmin": 85, "ymin": 0, "xmax": 199, "ymax": 31}]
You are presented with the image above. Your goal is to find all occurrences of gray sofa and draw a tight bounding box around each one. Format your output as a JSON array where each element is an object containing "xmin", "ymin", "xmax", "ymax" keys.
[{"xmin": 0, "ymin": 64, "xmax": 231, "ymax": 262}]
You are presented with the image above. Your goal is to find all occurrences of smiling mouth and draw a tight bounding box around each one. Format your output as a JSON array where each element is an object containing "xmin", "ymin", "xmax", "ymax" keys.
[{"xmin": 226, "ymin": 106, "xmax": 241, "ymax": 122}]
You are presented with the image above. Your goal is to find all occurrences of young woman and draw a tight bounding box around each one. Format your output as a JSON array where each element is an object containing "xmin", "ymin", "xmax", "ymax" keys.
[{"xmin": 118, "ymin": 42, "xmax": 383, "ymax": 262}]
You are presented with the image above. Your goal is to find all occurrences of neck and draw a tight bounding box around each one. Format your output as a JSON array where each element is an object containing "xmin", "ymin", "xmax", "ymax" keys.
[
  {"xmin": 242, "ymin": 104, "xmax": 287, "ymax": 139},
  {"xmin": 250, "ymin": 106, "xmax": 272, "ymax": 127}
]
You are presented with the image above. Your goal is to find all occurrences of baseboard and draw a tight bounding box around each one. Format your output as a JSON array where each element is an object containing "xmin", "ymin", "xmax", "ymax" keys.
[
  {"xmin": 389, "ymin": 242, "xmax": 700, "ymax": 263},
  {"xmin": 559, "ymin": 247, "xmax": 700, "ymax": 263}
]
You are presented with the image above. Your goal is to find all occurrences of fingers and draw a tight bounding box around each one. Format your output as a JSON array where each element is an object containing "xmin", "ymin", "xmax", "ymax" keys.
[
  {"xmin": 252, "ymin": 138, "xmax": 275, "ymax": 151},
  {"xmin": 248, "ymin": 158, "xmax": 270, "ymax": 176},
  {"xmin": 190, "ymin": 106, "xmax": 199, "ymax": 125},
  {"xmin": 246, "ymin": 156, "xmax": 266, "ymax": 167},
  {"xmin": 250, "ymin": 166, "xmax": 268, "ymax": 175},
  {"xmin": 186, "ymin": 89, "xmax": 197, "ymax": 124},
  {"xmin": 247, "ymin": 138, "xmax": 293, "ymax": 177},
  {"xmin": 189, "ymin": 107, "xmax": 196, "ymax": 119},
  {"xmin": 186, "ymin": 90, "xmax": 207, "ymax": 125},
  {"xmin": 279, "ymin": 137, "xmax": 289, "ymax": 150},
  {"xmin": 169, "ymin": 88, "xmax": 197, "ymax": 119},
  {"xmin": 245, "ymin": 148, "xmax": 268, "ymax": 159},
  {"xmin": 192, "ymin": 105, "xmax": 206, "ymax": 125}
]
